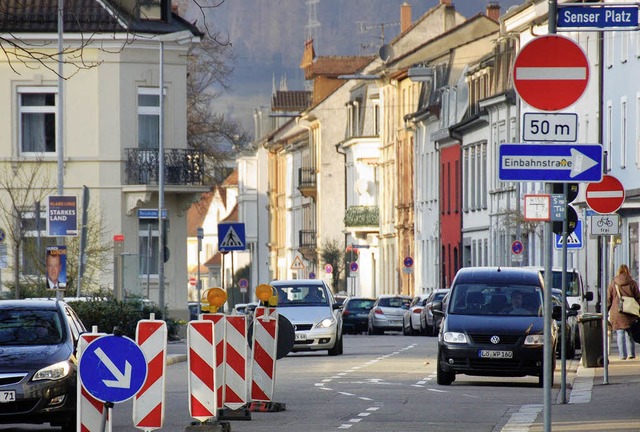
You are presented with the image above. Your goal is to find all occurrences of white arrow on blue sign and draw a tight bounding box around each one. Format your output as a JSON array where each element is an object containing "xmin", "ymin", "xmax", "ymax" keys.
[
  {"xmin": 499, "ymin": 143, "xmax": 602, "ymax": 183},
  {"xmin": 79, "ymin": 335, "xmax": 148, "ymax": 403}
]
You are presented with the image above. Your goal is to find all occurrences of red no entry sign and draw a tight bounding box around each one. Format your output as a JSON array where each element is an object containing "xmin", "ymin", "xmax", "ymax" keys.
[
  {"xmin": 585, "ymin": 175, "xmax": 625, "ymax": 214},
  {"xmin": 513, "ymin": 35, "xmax": 589, "ymax": 111}
]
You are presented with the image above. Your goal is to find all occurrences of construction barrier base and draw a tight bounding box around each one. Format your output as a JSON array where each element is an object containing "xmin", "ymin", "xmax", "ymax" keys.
[
  {"xmin": 248, "ymin": 401, "xmax": 287, "ymax": 412},
  {"xmin": 218, "ymin": 407, "xmax": 252, "ymax": 421},
  {"xmin": 185, "ymin": 420, "xmax": 231, "ymax": 432}
]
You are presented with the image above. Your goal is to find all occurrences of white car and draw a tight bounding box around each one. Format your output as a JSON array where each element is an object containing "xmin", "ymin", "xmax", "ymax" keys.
[
  {"xmin": 402, "ymin": 294, "xmax": 430, "ymax": 335},
  {"xmin": 368, "ymin": 294, "xmax": 413, "ymax": 335},
  {"xmin": 270, "ymin": 280, "xmax": 343, "ymax": 356}
]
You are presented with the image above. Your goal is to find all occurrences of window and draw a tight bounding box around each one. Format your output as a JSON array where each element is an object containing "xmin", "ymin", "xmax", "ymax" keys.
[
  {"xmin": 139, "ymin": 219, "xmax": 159, "ymax": 275},
  {"xmin": 19, "ymin": 88, "xmax": 57, "ymax": 154},
  {"xmin": 138, "ymin": 88, "xmax": 160, "ymax": 149}
]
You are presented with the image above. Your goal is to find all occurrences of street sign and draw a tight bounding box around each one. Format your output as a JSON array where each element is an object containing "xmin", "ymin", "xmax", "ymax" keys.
[
  {"xmin": 79, "ymin": 335, "xmax": 148, "ymax": 403},
  {"xmin": 290, "ymin": 256, "xmax": 305, "ymax": 270},
  {"xmin": 524, "ymin": 194, "xmax": 550, "ymax": 221},
  {"xmin": 138, "ymin": 209, "xmax": 167, "ymax": 219},
  {"xmin": 513, "ymin": 35, "xmax": 589, "ymax": 111},
  {"xmin": 324, "ymin": 264, "xmax": 333, "ymax": 274},
  {"xmin": 350, "ymin": 262, "xmax": 358, "ymax": 272},
  {"xmin": 557, "ymin": 4, "xmax": 639, "ymax": 31},
  {"xmin": 554, "ymin": 219, "xmax": 583, "ymax": 250},
  {"xmin": 498, "ymin": 143, "xmax": 603, "ymax": 182},
  {"xmin": 238, "ymin": 278, "xmax": 249, "ymax": 293},
  {"xmin": 403, "ymin": 256, "xmax": 414, "ymax": 268},
  {"xmin": 218, "ymin": 222, "xmax": 246, "ymax": 251},
  {"xmin": 590, "ymin": 214, "xmax": 620, "ymax": 235},
  {"xmin": 511, "ymin": 240, "xmax": 524, "ymax": 255},
  {"xmin": 550, "ymin": 195, "xmax": 566, "ymax": 221},
  {"xmin": 585, "ymin": 174, "xmax": 625, "ymax": 214},
  {"xmin": 522, "ymin": 113, "xmax": 578, "ymax": 142}
]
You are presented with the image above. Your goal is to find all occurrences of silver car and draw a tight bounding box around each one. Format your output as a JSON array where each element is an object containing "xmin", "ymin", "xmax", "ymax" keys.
[
  {"xmin": 270, "ymin": 280, "xmax": 343, "ymax": 356},
  {"xmin": 368, "ymin": 295, "xmax": 412, "ymax": 335}
]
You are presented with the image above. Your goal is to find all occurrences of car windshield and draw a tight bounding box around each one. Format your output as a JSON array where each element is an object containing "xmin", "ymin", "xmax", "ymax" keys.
[
  {"xmin": 274, "ymin": 285, "xmax": 329, "ymax": 306},
  {"xmin": 0, "ymin": 309, "xmax": 63, "ymax": 345},
  {"xmin": 347, "ymin": 299, "xmax": 374, "ymax": 310},
  {"xmin": 378, "ymin": 297, "xmax": 411, "ymax": 308},
  {"xmin": 449, "ymin": 284, "xmax": 543, "ymax": 317},
  {"xmin": 539, "ymin": 270, "xmax": 580, "ymax": 297}
]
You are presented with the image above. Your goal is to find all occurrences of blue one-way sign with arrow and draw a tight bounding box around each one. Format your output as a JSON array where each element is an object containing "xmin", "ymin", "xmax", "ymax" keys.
[
  {"xmin": 499, "ymin": 143, "xmax": 602, "ymax": 183},
  {"xmin": 79, "ymin": 335, "xmax": 147, "ymax": 403}
]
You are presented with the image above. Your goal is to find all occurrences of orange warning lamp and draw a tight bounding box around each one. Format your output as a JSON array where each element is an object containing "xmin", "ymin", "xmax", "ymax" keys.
[
  {"xmin": 207, "ymin": 288, "xmax": 227, "ymax": 311},
  {"xmin": 255, "ymin": 284, "xmax": 274, "ymax": 303}
]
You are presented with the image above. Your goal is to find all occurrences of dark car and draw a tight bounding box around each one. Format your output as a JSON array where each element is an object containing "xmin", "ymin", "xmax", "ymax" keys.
[
  {"xmin": 433, "ymin": 267, "xmax": 559, "ymax": 387},
  {"xmin": 341, "ymin": 297, "xmax": 375, "ymax": 334},
  {"xmin": 0, "ymin": 299, "xmax": 87, "ymax": 431},
  {"xmin": 419, "ymin": 289, "xmax": 450, "ymax": 336},
  {"xmin": 552, "ymin": 288, "xmax": 580, "ymax": 359}
]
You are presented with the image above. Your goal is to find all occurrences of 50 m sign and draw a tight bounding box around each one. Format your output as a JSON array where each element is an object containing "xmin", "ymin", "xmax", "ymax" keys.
[{"xmin": 523, "ymin": 113, "xmax": 577, "ymax": 142}]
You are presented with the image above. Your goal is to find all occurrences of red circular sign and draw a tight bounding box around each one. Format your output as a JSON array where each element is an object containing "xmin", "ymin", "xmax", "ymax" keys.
[
  {"xmin": 189, "ymin": 277, "xmax": 196, "ymax": 286},
  {"xmin": 585, "ymin": 175, "xmax": 625, "ymax": 214},
  {"xmin": 513, "ymin": 35, "xmax": 589, "ymax": 111},
  {"xmin": 512, "ymin": 240, "xmax": 524, "ymax": 255}
]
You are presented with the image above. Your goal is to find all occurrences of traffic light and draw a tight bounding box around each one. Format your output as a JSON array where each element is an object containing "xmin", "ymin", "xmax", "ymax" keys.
[{"xmin": 552, "ymin": 183, "xmax": 579, "ymax": 236}]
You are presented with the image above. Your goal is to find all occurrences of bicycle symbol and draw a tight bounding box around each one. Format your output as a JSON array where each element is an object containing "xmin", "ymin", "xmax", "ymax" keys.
[{"xmin": 596, "ymin": 218, "xmax": 613, "ymax": 228}]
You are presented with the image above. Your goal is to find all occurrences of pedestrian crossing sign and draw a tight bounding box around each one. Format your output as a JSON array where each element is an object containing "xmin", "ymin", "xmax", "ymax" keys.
[{"xmin": 218, "ymin": 223, "xmax": 246, "ymax": 251}]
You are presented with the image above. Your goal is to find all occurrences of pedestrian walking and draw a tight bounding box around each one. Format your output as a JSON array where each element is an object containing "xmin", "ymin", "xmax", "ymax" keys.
[{"xmin": 607, "ymin": 264, "xmax": 640, "ymax": 360}]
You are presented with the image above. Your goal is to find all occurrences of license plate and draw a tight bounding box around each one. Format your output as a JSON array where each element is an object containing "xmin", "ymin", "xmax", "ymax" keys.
[
  {"xmin": 0, "ymin": 391, "xmax": 15, "ymax": 403},
  {"xmin": 479, "ymin": 350, "xmax": 513, "ymax": 359},
  {"xmin": 295, "ymin": 333, "xmax": 307, "ymax": 341},
  {"xmin": 389, "ymin": 320, "xmax": 402, "ymax": 326}
]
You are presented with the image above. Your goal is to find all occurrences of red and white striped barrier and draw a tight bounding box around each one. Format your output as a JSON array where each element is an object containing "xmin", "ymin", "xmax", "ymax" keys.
[
  {"xmin": 250, "ymin": 307, "xmax": 278, "ymax": 402},
  {"xmin": 133, "ymin": 317, "xmax": 167, "ymax": 430},
  {"xmin": 187, "ymin": 320, "xmax": 217, "ymax": 422},
  {"xmin": 224, "ymin": 315, "xmax": 248, "ymax": 410},
  {"xmin": 201, "ymin": 313, "xmax": 226, "ymax": 410},
  {"xmin": 78, "ymin": 331, "xmax": 110, "ymax": 432}
]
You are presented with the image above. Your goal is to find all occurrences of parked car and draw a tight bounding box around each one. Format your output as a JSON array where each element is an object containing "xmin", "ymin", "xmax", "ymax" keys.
[
  {"xmin": 419, "ymin": 289, "xmax": 451, "ymax": 336},
  {"xmin": 552, "ymin": 288, "xmax": 580, "ymax": 359},
  {"xmin": 341, "ymin": 297, "xmax": 375, "ymax": 334},
  {"xmin": 0, "ymin": 299, "xmax": 87, "ymax": 431},
  {"xmin": 368, "ymin": 295, "xmax": 412, "ymax": 335},
  {"xmin": 433, "ymin": 267, "xmax": 560, "ymax": 387},
  {"xmin": 334, "ymin": 293, "xmax": 350, "ymax": 307},
  {"xmin": 270, "ymin": 280, "xmax": 343, "ymax": 355},
  {"xmin": 402, "ymin": 294, "xmax": 430, "ymax": 335}
]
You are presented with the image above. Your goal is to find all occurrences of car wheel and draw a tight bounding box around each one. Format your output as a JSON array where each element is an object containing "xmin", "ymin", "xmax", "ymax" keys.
[
  {"xmin": 328, "ymin": 334, "xmax": 343, "ymax": 356},
  {"xmin": 436, "ymin": 352, "xmax": 455, "ymax": 385},
  {"xmin": 403, "ymin": 321, "xmax": 410, "ymax": 336}
]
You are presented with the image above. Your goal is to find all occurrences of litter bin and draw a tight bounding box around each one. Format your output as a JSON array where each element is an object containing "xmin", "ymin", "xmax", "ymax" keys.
[{"xmin": 578, "ymin": 313, "xmax": 604, "ymax": 368}]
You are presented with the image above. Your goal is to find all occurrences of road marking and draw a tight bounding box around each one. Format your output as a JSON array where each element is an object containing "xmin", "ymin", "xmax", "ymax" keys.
[
  {"xmin": 500, "ymin": 404, "xmax": 543, "ymax": 432},
  {"xmin": 568, "ymin": 365, "xmax": 594, "ymax": 404}
]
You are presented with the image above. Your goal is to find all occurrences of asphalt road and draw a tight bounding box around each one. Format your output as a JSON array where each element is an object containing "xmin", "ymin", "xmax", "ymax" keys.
[{"xmin": 0, "ymin": 333, "xmax": 559, "ymax": 431}]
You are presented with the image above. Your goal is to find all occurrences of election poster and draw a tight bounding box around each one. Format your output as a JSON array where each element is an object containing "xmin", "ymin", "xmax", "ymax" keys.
[{"xmin": 47, "ymin": 196, "xmax": 78, "ymax": 237}]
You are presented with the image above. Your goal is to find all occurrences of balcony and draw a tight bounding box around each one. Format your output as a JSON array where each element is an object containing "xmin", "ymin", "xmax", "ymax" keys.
[
  {"xmin": 344, "ymin": 205, "xmax": 379, "ymax": 228},
  {"xmin": 125, "ymin": 148, "xmax": 205, "ymax": 186},
  {"xmin": 297, "ymin": 167, "xmax": 317, "ymax": 200},
  {"xmin": 299, "ymin": 229, "xmax": 317, "ymax": 261}
]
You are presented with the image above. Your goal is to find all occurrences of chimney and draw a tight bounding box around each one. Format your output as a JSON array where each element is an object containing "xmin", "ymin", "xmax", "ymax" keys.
[
  {"xmin": 486, "ymin": 1, "xmax": 501, "ymax": 21},
  {"xmin": 440, "ymin": 0, "xmax": 452, "ymax": 5},
  {"xmin": 400, "ymin": 2, "xmax": 412, "ymax": 33}
]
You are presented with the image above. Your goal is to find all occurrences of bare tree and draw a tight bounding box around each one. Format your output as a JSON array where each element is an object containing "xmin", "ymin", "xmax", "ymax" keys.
[
  {"xmin": 187, "ymin": 33, "xmax": 251, "ymax": 185},
  {"xmin": 321, "ymin": 239, "xmax": 346, "ymax": 294}
]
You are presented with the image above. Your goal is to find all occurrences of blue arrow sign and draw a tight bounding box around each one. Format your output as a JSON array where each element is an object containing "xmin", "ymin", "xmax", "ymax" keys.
[
  {"xmin": 79, "ymin": 335, "xmax": 147, "ymax": 403},
  {"xmin": 218, "ymin": 222, "xmax": 246, "ymax": 251},
  {"xmin": 558, "ymin": 5, "xmax": 639, "ymax": 30},
  {"xmin": 499, "ymin": 144, "xmax": 603, "ymax": 183}
]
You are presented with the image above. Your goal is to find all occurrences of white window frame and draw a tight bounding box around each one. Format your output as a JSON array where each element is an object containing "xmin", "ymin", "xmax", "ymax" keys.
[
  {"xmin": 18, "ymin": 86, "xmax": 58, "ymax": 156},
  {"xmin": 139, "ymin": 219, "xmax": 160, "ymax": 277},
  {"xmin": 138, "ymin": 87, "xmax": 161, "ymax": 149}
]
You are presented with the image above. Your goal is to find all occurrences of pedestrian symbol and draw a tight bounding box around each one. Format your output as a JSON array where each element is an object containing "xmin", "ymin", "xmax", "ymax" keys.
[{"xmin": 218, "ymin": 223, "xmax": 246, "ymax": 251}]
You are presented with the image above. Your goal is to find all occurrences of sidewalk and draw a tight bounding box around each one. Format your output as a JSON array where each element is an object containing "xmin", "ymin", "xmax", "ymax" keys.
[{"xmin": 529, "ymin": 347, "xmax": 640, "ymax": 431}]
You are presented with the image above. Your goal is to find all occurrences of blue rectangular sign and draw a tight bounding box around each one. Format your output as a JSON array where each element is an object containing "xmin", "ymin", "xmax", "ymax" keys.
[
  {"xmin": 218, "ymin": 222, "xmax": 246, "ymax": 251},
  {"xmin": 498, "ymin": 143, "xmax": 603, "ymax": 183},
  {"xmin": 558, "ymin": 5, "xmax": 639, "ymax": 30},
  {"xmin": 138, "ymin": 209, "xmax": 167, "ymax": 219},
  {"xmin": 555, "ymin": 219, "xmax": 583, "ymax": 250}
]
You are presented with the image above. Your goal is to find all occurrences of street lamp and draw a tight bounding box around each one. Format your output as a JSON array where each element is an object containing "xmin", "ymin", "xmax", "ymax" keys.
[{"xmin": 156, "ymin": 30, "xmax": 193, "ymax": 319}]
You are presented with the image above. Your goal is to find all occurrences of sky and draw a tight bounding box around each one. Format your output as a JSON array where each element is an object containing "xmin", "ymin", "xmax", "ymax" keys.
[{"xmin": 191, "ymin": 0, "xmax": 529, "ymax": 139}]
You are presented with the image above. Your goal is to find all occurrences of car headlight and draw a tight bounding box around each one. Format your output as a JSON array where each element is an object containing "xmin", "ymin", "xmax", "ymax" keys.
[
  {"xmin": 33, "ymin": 360, "xmax": 71, "ymax": 381},
  {"xmin": 443, "ymin": 332, "xmax": 467, "ymax": 343},
  {"xmin": 524, "ymin": 335, "xmax": 544, "ymax": 345},
  {"xmin": 314, "ymin": 317, "xmax": 336, "ymax": 329}
]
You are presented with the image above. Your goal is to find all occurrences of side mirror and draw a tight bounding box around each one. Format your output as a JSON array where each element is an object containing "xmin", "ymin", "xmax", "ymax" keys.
[
  {"xmin": 584, "ymin": 291, "xmax": 594, "ymax": 302},
  {"xmin": 432, "ymin": 300, "xmax": 444, "ymax": 317},
  {"xmin": 552, "ymin": 305, "xmax": 562, "ymax": 321},
  {"xmin": 332, "ymin": 303, "xmax": 342, "ymax": 310},
  {"xmin": 570, "ymin": 303, "xmax": 581, "ymax": 311}
]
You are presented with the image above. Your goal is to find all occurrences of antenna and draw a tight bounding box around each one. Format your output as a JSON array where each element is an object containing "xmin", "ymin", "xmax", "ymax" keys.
[
  {"xmin": 378, "ymin": 44, "xmax": 394, "ymax": 63},
  {"xmin": 358, "ymin": 20, "xmax": 400, "ymax": 45}
]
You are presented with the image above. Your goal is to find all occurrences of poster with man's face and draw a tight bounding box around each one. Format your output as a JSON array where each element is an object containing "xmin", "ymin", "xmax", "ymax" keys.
[{"xmin": 45, "ymin": 246, "xmax": 67, "ymax": 289}]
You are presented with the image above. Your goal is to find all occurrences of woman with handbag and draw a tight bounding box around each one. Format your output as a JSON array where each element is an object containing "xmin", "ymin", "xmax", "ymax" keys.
[{"xmin": 607, "ymin": 264, "xmax": 640, "ymax": 360}]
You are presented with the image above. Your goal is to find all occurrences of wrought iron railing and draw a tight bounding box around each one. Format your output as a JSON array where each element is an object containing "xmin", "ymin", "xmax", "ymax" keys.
[
  {"xmin": 125, "ymin": 148, "xmax": 205, "ymax": 186},
  {"xmin": 298, "ymin": 167, "xmax": 316, "ymax": 189},
  {"xmin": 299, "ymin": 230, "xmax": 317, "ymax": 249},
  {"xmin": 344, "ymin": 205, "xmax": 379, "ymax": 227}
]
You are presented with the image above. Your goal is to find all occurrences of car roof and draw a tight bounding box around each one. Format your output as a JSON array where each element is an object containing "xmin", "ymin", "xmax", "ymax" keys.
[
  {"xmin": 453, "ymin": 267, "xmax": 543, "ymax": 286},
  {"xmin": 0, "ymin": 299, "xmax": 64, "ymax": 310},
  {"xmin": 270, "ymin": 279, "xmax": 326, "ymax": 286},
  {"xmin": 377, "ymin": 294, "xmax": 412, "ymax": 298}
]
